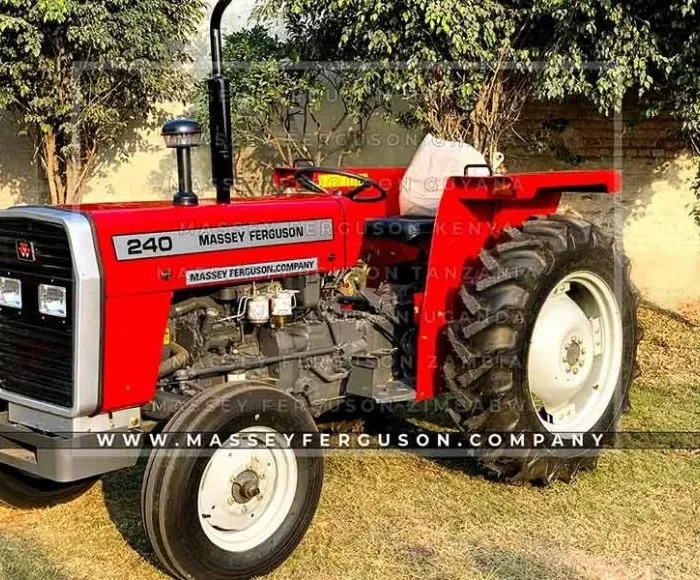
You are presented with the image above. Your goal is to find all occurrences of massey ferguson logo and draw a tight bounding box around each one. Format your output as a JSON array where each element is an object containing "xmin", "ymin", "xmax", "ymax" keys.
[{"xmin": 16, "ymin": 240, "xmax": 35, "ymax": 262}]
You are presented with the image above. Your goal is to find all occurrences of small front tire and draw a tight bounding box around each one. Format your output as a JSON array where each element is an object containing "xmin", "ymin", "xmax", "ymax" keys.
[{"xmin": 141, "ymin": 382, "xmax": 323, "ymax": 580}]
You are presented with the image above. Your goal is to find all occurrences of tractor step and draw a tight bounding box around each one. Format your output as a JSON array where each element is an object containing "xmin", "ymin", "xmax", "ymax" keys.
[
  {"xmin": 346, "ymin": 353, "xmax": 416, "ymax": 403},
  {"xmin": 371, "ymin": 381, "xmax": 417, "ymax": 404}
]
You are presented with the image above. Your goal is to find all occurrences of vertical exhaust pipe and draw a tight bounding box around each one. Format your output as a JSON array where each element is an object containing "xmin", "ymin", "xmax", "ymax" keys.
[{"xmin": 208, "ymin": 0, "xmax": 235, "ymax": 203}]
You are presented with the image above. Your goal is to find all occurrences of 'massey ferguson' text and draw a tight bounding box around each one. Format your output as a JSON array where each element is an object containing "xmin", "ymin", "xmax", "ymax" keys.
[{"xmin": 186, "ymin": 258, "xmax": 318, "ymax": 286}]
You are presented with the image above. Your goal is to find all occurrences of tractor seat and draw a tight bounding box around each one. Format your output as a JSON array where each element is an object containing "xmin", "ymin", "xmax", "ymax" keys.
[{"xmin": 364, "ymin": 216, "xmax": 435, "ymax": 244}]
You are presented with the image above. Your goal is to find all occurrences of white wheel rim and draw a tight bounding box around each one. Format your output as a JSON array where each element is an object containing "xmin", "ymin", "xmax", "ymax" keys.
[
  {"xmin": 527, "ymin": 270, "xmax": 623, "ymax": 433},
  {"xmin": 197, "ymin": 426, "xmax": 298, "ymax": 552}
]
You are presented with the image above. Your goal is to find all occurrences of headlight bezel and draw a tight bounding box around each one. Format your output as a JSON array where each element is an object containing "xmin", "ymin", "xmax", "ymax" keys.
[
  {"xmin": 0, "ymin": 276, "xmax": 23, "ymax": 310},
  {"xmin": 38, "ymin": 283, "xmax": 68, "ymax": 318}
]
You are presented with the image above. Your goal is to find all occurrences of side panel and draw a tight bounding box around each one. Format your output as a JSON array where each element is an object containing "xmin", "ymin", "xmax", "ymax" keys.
[
  {"xmin": 89, "ymin": 198, "xmax": 347, "ymax": 297},
  {"xmin": 88, "ymin": 197, "xmax": 349, "ymax": 413},
  {"xmin": 101, "ymin": 293, "xmax": 172, "ymax": 412}
]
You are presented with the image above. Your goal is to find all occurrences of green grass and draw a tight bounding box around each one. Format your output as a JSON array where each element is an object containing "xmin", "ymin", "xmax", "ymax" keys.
[
  {"xmin": 0, "ymin": 536, "xmax": 66, "ymax": 580},
  {"xmin": 1, "ymin": 306, "xmax": 699, "ymax": 579}
]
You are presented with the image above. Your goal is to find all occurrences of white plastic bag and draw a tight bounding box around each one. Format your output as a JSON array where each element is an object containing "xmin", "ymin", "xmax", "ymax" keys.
[{"xmin": 399, "ymin": 134, "xmax": 489, "ymax": 216}]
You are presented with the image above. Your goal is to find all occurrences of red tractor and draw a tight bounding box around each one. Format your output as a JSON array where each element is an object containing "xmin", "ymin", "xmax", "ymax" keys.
[{"xmin": 0, "ymin": 1, "xmax": 639, "ymax": 578}]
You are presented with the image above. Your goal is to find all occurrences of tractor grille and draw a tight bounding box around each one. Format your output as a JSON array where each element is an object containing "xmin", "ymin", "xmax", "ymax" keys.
[{"xmin": 0, "ymin": 218, "xmax": 74, "ymax": 408}]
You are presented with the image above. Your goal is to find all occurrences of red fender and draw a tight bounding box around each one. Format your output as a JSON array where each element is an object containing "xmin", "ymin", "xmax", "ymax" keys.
[{"xmin": 414, "ymin": 170, "xmax": 620, "ymax": 400}]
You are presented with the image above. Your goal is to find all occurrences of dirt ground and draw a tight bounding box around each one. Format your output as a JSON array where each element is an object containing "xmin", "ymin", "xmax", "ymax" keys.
[{"xmin": 0, "ymin": 306, "xmax": 699, "ymax": 580}]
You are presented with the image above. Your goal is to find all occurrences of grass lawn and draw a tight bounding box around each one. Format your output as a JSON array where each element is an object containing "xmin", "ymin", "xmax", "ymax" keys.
[{"xmin": 0, "ymin": 306, "xmax": 699, "ymax": 580}]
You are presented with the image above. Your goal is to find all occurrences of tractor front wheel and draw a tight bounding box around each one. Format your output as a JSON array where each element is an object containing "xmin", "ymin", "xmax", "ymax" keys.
[
  {"xmin": 444, "ymin": 215, "xmax": 640, "ymax": 484},
  {"xmin": 141, "ymin": 382, "xmax": 323, "ymax": 580}
]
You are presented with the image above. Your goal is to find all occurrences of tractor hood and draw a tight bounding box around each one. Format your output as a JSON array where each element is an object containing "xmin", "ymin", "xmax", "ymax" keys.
[{"xmin": 76, "ymin": 195, "xmax": 348, "ymax": 297}]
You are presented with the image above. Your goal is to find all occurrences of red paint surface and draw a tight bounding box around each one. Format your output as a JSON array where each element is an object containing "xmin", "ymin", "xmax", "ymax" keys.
[
  {"xmin": 68, "ymin": 167, "xmax": 618, "ymax": 412},
  {"xmin": 414, "ymin": 170, "xmax": 619, "ymax": 400}
]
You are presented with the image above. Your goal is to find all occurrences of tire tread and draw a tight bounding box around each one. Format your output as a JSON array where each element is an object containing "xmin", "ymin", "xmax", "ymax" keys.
[{"xmin": 444, "ymin": 215, "xmax": 641, "ymax": 484}]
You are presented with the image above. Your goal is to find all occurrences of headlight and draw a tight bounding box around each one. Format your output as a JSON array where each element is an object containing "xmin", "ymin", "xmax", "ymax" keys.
[
  {"xmin": 0, "ymin": 277, "xmax": 22, "ymax": 309},
  {"xmin": 38, "ymin": 284, "xmax": 67, "ymax": 318}
]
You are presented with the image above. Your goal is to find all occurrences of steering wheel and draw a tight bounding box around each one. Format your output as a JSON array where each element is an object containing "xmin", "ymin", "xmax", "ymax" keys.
[{"xmin": 292, "ymin": 166, "xmax": 388, "ymax": 202}]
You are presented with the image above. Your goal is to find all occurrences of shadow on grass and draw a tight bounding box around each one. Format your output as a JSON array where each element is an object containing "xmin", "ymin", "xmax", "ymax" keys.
[
  {"xmin": 471, "ymin": 546, "xmax": 585, "ymax": 580},
  {"xmin": 354, "ymin": 396, "xmax": 485, "ymax": 478},
  {"xmin": 100, "ymin": 458, "xmax": 155, "ymax": 563},
  {"xmin": 395, "ymin": 540, "xmax": 585, "ymax": 580},
  {"xmin": 0, "ymin": 534, "xmax": 68, "ymax": 580}
]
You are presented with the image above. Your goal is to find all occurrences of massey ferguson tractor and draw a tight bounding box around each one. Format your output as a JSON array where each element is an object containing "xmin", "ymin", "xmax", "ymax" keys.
[{"xmin": 0, "ymin": 1, "xmax": 639, "ymax": 579}]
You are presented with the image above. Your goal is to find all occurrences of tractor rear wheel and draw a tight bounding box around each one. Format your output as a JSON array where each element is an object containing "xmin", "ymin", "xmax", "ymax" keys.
[
  {"xmin": 141, "ymin": 382, "xmax": 323, "ymax": 580},
  {"xmin": 444, "ymin": 215, "xmax": 640, "ymax": 484}
]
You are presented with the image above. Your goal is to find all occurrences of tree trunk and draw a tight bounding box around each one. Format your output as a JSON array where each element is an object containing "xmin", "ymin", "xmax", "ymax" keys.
[
  {"xmin": 39, "ymin": 130, "xmax": 93, "ymax": 205},
  {"xmin": 42, "ymin": 130, "xmax": 62, "ymax": 205}
]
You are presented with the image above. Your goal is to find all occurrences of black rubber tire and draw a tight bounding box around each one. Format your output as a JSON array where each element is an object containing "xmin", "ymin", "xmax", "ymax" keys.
[
  {"xmin": 141, "ymin": 382, "xmax": 323, "ymax": 580},
  {"xmin": 444, "ymin": 215, "xmax": 641, "ymax": 485},
  {"xmin": 0, "ymin": 463, "xmax": 96, "ymax": 509}
]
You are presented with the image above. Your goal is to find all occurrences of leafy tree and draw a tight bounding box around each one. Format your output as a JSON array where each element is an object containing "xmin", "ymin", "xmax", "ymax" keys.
[
  {"xmin": 0, "ymin": 0, "xmax": 205, "ymax": 204},
  {"xmin": 535, "ymin": 0, "xmax": 700, "ymax": 214},
  {"xmin": 262, "ymin": 0, "xmax": 697, "ymax": 169},
  {"xmin": 195, "ymin": 23, "xmax": 380, "ymax": 194},
  {"xmin": 624, "ymin": 1, "xmax": 699, "ymax": 141}
]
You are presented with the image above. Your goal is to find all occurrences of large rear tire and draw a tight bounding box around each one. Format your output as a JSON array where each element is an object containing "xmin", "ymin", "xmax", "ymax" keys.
[
  {"xmin": 444, "ymin": 215, "xmax": 640, "ymax": 484},
  {"xmin": 0, "ymin": 464, "xmax": 96, "ymax": 509},
  {"xmin": 141, "ymin": 382, "xmax": 323, "ymax": 580}
]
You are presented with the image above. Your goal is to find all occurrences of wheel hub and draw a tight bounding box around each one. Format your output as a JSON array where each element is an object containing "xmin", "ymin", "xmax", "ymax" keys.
[
  {"xmin": 563, "ymin": 335, "xmax": 586, "ymax": 373},
  {"xmin": 197, "ymin": 427, "xmax": 298, "ymax": 553},
  {"xmin": 528, "ymin": 291, "xmax": 596, "ymax": 408},
  {"xmin": 565, "ymin": 338, "xmax": 582, "ymax": 367},
  {"xmin": 231, "ymin": 470, "xmax": 260, "ymax": 503}
]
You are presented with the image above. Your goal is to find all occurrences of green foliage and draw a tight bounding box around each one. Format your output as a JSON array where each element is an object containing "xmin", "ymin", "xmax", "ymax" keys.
[
  {"xmin": 260, "ymin": 0, "xmax": 525, "ymax": 164},
  {"xmin": 260, "ymin": 0, "xmax": 700, "ymax": 169},
  {"xmin": 194, "ymin": 23, "xmax": 379, "ymax": 194},
  {"xmin": 0, "ymin": 0, "xmax": 205, "ymax": 203}
]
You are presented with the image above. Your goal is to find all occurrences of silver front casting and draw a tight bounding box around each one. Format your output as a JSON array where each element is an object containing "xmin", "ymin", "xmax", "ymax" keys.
[{"xmin": 0, "ymin": 206, "xmax": 102, "ymax": 418}]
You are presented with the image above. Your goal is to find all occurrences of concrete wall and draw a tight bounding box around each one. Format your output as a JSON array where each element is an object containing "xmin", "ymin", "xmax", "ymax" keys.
[{"xmin": 507, "ymin": 102, "xmax": 699, "ymax": 313}]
